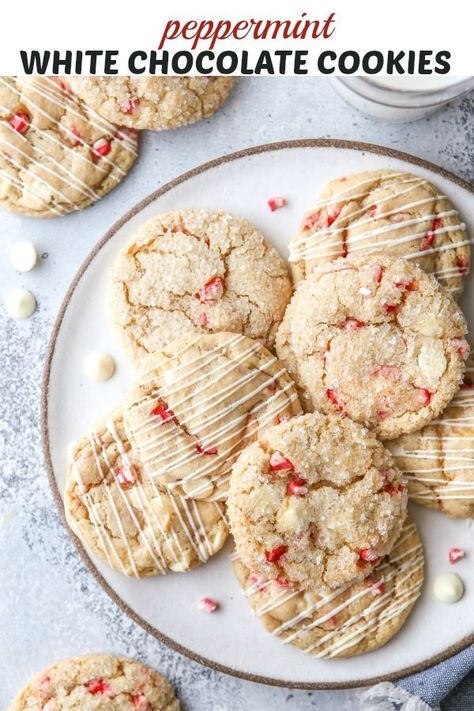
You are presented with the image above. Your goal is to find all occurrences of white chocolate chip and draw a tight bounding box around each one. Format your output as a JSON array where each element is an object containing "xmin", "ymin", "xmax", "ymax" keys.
[
  {"xmin": 9, "ymin": 240, "xmax": 37, "ymax": 272},
  {"xmin": 249, "ymin": 486, "xmax": 280, "ymax": 515},
  {"xmin": 212, "ymin": 526, "xmax": 228, "ymax": 549},
  {"xmin": 359, "ymin": 286, "xmax": 371, "ymax": 296},
  {"xmin": 277, "ymin": 499, "xmax": 311, "ymax": 533},
  {"xmin": 417, "ymin": 340, "xmax": 447, "ymax": 382},
  {"xmin": 4, "ymin": 288, "xmax": 36, "ymax": 319},
  {"xmin": 83, "ymin": 352, "xmax": 116, "ymax": 382},
  {"xmin": 416, "ymin": 314, "xmax": 442, "ymax": 338},
  {"xmin": 433, "ymin": 572, "xmax": 464, "ymax": 603},
  {"xmin": 182, "ymin": 476, "xmax": 214, "ymax": 500}
]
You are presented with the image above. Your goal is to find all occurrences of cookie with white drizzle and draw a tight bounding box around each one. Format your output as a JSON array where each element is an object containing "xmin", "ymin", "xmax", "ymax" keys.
[
  {"xmin": 109, "ymin": 209, "xmax": 292, "ymax": 364},
  {"xmin": 233, "ymin": 518, "xmax": 423, "ymax": 658},
  {"xmin": 388, "ymin": 345, "xmax": 474, "ymax": 517},
  {"xmin": 228, "ymin": 412, "xmax": 407, "ymax": 591},
  {"xmin": 276, "ymin": 253, "xmax": 468, "ymax": 440},
  {"xmin": 289, "ymin": 170, "xmax": 470, "ymax": 299},
  {"xmin": 0, "ymin": 77, "xmax": 138, "ymax": 217},
  {"xmin": 65, "ymin": 409, "xmax": 228, "ymax": 577},
  {"xmin": 124, "ymin": 332, "xmax": 302, "ymax": 502},
  {"xmin": 8, "ymin": 654, "xmax": 179, "ymax": 710},
  {"xmin": 69, "ymin": 76, "xmax": 234, "ymax": 131}
]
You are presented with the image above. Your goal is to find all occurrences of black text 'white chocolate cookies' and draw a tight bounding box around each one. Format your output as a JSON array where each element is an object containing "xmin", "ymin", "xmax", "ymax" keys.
[
  {"xmin": 0, "ymin": 77, "xmax": 138, "ymax": 217},
  {"xmin": 289, "ymin": 170, "xmax": 470, "ymax": 299},
  {"xmin": 69, "ymin": 76, "xmax": 234, "ymax": 131},
  {"xmin": 8, "ymin": 654, "xmax": 179, "ymax": 710},
  {"xmin": 228, "ymin": 412, "xmax": 407, "ymax": 591},
  {"xmin": 109, "ymin": 209, "xmax": 293, "ymax": 364},
  {"xmin": 276, "ymin": 253, "xmax": 468, "ymax": 440}
]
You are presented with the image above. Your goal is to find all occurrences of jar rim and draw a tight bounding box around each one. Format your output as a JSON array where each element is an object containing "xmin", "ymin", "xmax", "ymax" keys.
[{"xmin": 334, "ymin": 76, "xmax": 474, "ymax": 109}]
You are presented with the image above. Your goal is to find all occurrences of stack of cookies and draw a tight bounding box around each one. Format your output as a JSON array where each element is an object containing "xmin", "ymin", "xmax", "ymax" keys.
[
  {"xmin": 64, "ymin": 169, "xmax": 471, "ymax": 660},
  {"xmin": 0, "ymin": 77, "xmax": 233, "ymax": 217},
  {"xmin": 65, "ymin": 210, "xmax": 301, "ymax": 576}
]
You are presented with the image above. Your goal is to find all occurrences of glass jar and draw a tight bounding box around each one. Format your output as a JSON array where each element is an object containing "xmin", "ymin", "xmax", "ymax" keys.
[{"xmin": 331, "ymin": 76, "xmax": 474, "ymax": 122}]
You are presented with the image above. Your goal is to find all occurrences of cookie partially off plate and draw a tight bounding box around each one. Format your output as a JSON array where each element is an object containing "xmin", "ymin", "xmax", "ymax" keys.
[{"xmin": 43, "ymin": 139, "xmax": 474, "ymax": 689}]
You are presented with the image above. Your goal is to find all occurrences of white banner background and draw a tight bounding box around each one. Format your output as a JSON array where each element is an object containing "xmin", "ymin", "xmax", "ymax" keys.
[{"xmin": 0, "ymin": 0, "xmax": 472, "ymax": 75}]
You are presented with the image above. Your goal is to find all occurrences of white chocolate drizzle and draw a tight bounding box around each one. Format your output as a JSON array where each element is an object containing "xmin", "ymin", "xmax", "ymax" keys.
[
  {"xmin": 289, "ymin": 173, "xmax": 469, "ymax": 292},
  {"xmin": 67, "ymin": 415, "xmax": 226, "ymax": 577},
  {"xmin": 126, "ymin": 334, "xmax": 299, "ymax": 500},
  {"xmin": 0, "ymin": 77, "xmax": 137, "ymax": 215},
  {"xmin": 240, "ymin": 523, "xmax": 423, "ymax": 658},
  {"xmin": 392, "ymin": 363, "xmax": 474, "ymax": 503}
]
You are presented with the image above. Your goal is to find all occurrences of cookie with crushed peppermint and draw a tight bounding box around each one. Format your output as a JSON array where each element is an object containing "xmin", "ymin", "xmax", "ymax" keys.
[
  {"xmin": 8, "ymin": 654, "xmax": 179, "ymax": 710},
  {"xmin": 276, "ymin": 253, "xmax": 468, "ymax": 440},
  {"xmin": 0, "ymin": 77, "xmax": 138, "ymax": 217},
  {"xmin": 233, "ymin": 518, "xmax": 423, "ymax": 658},
  {"xmin": 389, "ymin": 345, "xmax": 474, "ymax": 517},
  {"xmin": 65, "ymin": 409, "xmax": 228, "ymax": 577},
  {"xmin": 289, "ymin": 170, "xmax": 470, "ymax": 299},
  {"xmin": 124, "ymin": 332, "xmax": 302, "ymax": 502},
  {"xmin": 69, "ymin": 77, "xmax": 233, "ymax": 131},
  {"xmin": 109, "ymin": 209, "xmax": 292, "ymax": 364},
  {"xmin": 228, "ymin": 412, "xmax": 407, "ymax": 591}
]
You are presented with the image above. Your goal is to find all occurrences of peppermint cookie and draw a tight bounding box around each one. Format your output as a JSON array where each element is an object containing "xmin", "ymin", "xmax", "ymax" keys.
[
  {"xmin": 227, "ymin": 412, "xmax": 407, "ymax": 591},
  {"xmin": 276, "ymin": 253, "xmax": 468, "ymax": 440},
  {"xmin": 69, "ymin": 77, "xmax": 233, "ymax": 131},
  {"xmin": 109, "ymin": 209, "xmax": 292, "ymax": 364},
  {"xmin": 65, "ymin": 410, "xmax": 228, "ymax": 577},
  {"xmin": 8, "ymin": 654, "xmax": 179, "ymax": 710},
  {"xmin": 389, "ymin": 347, "xmax": 474, "ymax": 517},
  {"xmin": 234, "ymin": 518, "xmax": 423, "ymax": 658},
  {"xmin": 0, "ymin": 77, "xmax": 138, "ymax": 217},
  {"xmin": 289, "ymin": 170, "xmax": 470, "ymax": 298},
  {"xmin": 125, "ymin": 332, "xmax": 302, "ymax": 501}
]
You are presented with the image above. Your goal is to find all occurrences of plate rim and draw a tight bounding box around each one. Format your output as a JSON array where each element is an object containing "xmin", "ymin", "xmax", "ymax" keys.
[{"xmin": 41, "ymin": 137, "xmax": 474, "ymax": 690}]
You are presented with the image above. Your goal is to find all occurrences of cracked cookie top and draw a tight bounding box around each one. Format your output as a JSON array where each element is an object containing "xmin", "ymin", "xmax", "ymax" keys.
[
  {"xmin": 233, "ymin": 518, "xmax": 423, "ymax": 658},
  {"xmin": 227, "ymin": 412, "xmax": 407, "ymax": 591},
  {"xmin": 0, "ymin": 77, "xmax": 138, "ymax": 217},
  {"xmin": 109, "ymin": 209, "xmax": 292, "ymax": 364},
  {"xmin": 65, "ymin": 409, "xmax": 228, "ymax": 577},
  {"xmin": 276, "ymin": 253, "xmax": 468, "ymax": 440},
  {"xmin": 289, "ymin": 169, "xmax": 470, "ymax": 299},
  {"xmin": 69, "ymin": 77, "xmax": 234, "ymax": 131},
  {"xmin": 389, "ymin": 346, "xmax": 474, "ymax": 517},
  {"xmin": 124, "ymin": 332, "xmax": 302, "ymax": 502},
  {"xmin": 8, "ymin": 654, "xmax": 179, "ymax": 710}
]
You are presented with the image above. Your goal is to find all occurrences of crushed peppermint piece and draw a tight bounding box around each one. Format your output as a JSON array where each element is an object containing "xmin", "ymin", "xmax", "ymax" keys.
[
  {"xmin": 195, "ymin": 276, "xmax": 224, "ymax": 304},
  {"xmin": 287, "ymin": 478, "xmax": 308, "ymax": 496},
  {"xmin": 92, "ymin": 137, "xmax": 112, "ymax": 159},
  {"xmin": 114, "ymin": 464, "xmax": 137, "ymax": 486},
  {"xmin": 198, "ymin": 597, "xmax": 219, "ymax": 613},
  {"xmin": 150, "ymin": 403, "xmax": 175, "ymax": 421},
  {"xmin": 265, "ymin": 545, "xmax": 288, "ymax": 564},
  {"xmin": 449, "ymin": 548, "xmax": 466, "ymax": 564},
  {"xmin": 85, "ymin": 679, "xmax": 114, "ymax": 696},
  {"xmin": 267, "ymin": 196, "xmax": 288, "ymax": 212},
  {"xmin": 10, "ymin": 112, "xmax": 30, "ymax": 134},
  {"xmin": 367, "ymin": 580, "xmax": 385, "ymax": 596},
  {"xmin": 269, "ymin": 451, "xmax": 294, "ymax": 472}
]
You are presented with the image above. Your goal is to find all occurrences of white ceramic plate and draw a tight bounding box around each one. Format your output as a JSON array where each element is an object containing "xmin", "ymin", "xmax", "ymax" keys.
[{"xmin": 43, "ymin": 140, "xmax": 474, "ymax": 689}]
